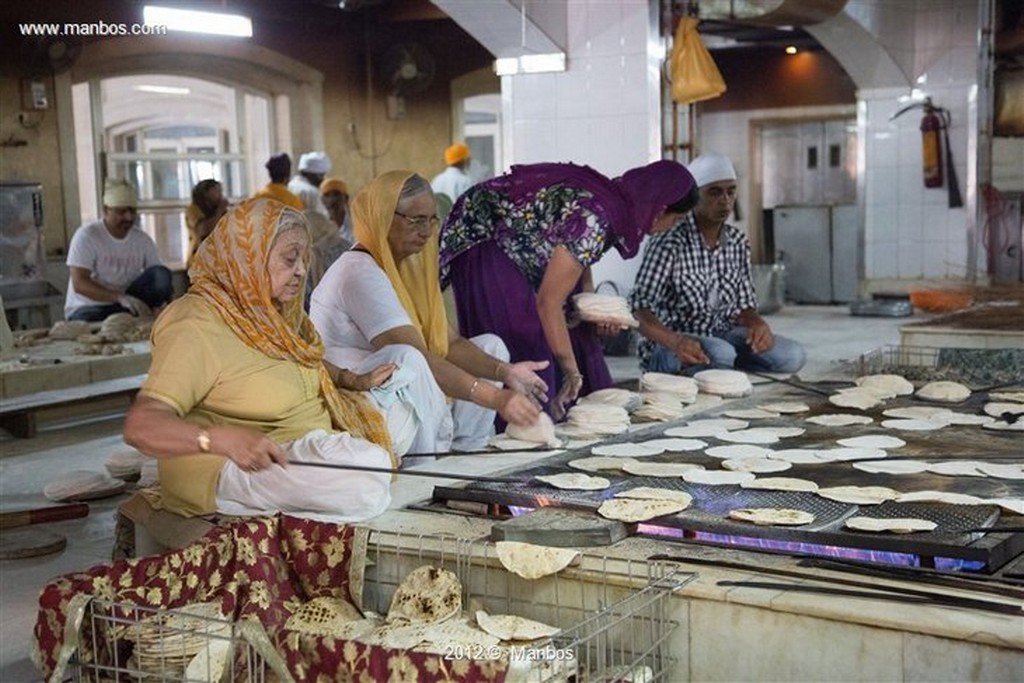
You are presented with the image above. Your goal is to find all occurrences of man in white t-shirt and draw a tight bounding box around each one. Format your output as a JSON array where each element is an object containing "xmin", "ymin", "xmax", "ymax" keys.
[{"xmin": 64, "ymin": 179, "xmax": 173, "ymax": 322}]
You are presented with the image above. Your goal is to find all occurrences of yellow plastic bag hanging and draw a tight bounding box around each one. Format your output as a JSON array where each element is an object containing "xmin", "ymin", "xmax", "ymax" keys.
[{"xmin": 670, "ymin": 17, "xmax": 726, "ymax": 104}]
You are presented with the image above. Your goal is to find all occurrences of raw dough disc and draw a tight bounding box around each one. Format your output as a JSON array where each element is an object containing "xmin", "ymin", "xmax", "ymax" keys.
[
  {"xmin": 894, "ymin": 490, "xmax": 983, "ymax": 505},
  {"xmin": 983, "ymin": 498, "xmax": 1024, "ymax": 514},
  {"xmin": 882, "ymin": 406, "xmax": 953, "ymax": 420},
  {"xmin": 758, "ymin": 401, "xmax": 810, "ymax": 414},
  {"xmin": 740, "ymin": 477, "xmax": 819, "ymax": 492},
  {"xmin": 916, "ymin": 381, "xmax": 971, "ymax": 403},
  {"xmin": 768, "ymin": 449, "xmax": 825, "ymax": 464},
  {"xmin": 815, "ymin": 447, "xmax": 888, "ymax": 462},
  {"xmin": 852, "ymin": 460, "xmax": 929, "ymax": 475},
  {"xmin": 836, "ymin": 435, "xmax": 906, "ymax": 449},
  {"xmin": 597, "ymin": 498, "xmax": 689, "ymax": 523},
  {"xmin": 665, "ymin": 418, "xmax": 749, "ymax": 437},
  {"xmin": 568, "ymin": 456, "xmax": 638, "ymax": 472},
  {"xmin": 728, "ymin": 508, "xmax": 815, "ymax": 526},
  {"xmin": 705, "ymin": 444, "xmax": 772, "ymax": 459},
  {"xmin": 622, "ymin": 461, "xmax": 704, "ymax": 478},
  {"xmin": 828, "ymin": 390, "xmax": 883, "ymax": 411},
  {"xmin": 981, "ymin": 419, "xmax": 1024, "ymax": 432},
  {"xmin": 989, "ymin": 391, "xmax": 1024, "ymax": 403},
  {"xmin": 723, "ymin": 408, "xmax": 780, "ymax": 419},
  {"xmin": 816, "ymin": 485, "xmax": 900, "ymax": 505},
  {"xmin": 806, "ymin": 414, "xmax": 874, "ymax": 427},
  {"xmin": 880, "ymin": 419, "xmax": 945, "ymax": 431},
  {"xmin": 506, "ymin": 412, "xmax": 560, "ymax": 446},
  {"xmin": 855, "ymin": 374, "xmax": 914, "ymax": 397},
  {"xmin": 683, "ymin": 469, "xmax": 756, "ymax": 486},
  {"xmin": 591, "ymin": 442, "xmax": 665, "ymax": 457},
  {"xmin": 715, "ymin": 429, "xmax": 781, "ymax": 445},
  {"xmin": 535, "ymin": 473, "xmax": 611, "ymax": 491},
  {"xmin": 925, "ymin": 461, "xmax": 986, "ymax": 477},
  {"xmin": 941, "ymin": 412, "xmax": 995, "ymax": 426},
  {"xmin": 615, "ymin": 486, "xmax": 694, "ymax": 506},
  {"xmin": 721, "ymin": 457, "xmax": 793, "ymax": 473},
  {"xmin": 635, "ymin": 437, "xmax": 708, "ymax": 452},
  {"xmin": 975, "ymin": 463, "xmax": 1024, "ymax": 480},
  {"xmin": 845, "ymin": 517, "xmax": 937, "ymax": 534},
  {"xmin": 760, "ymin": 426, "xmax": 806, "ymax": 439},
  {"xmin": 984, "ymin": 402, "xmax": 1024, "ymax": 418}
]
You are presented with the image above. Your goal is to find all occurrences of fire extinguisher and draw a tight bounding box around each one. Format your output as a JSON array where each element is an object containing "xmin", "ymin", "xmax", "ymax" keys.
[{"xmin": 920, "ymin": 98, "xmax": 943, "ymax": 188}]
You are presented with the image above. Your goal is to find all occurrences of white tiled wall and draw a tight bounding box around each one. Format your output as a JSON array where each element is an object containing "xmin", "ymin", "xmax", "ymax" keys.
[{"xmin": 501, "ymin": 0, "xmax": 658, "ymax": 294}]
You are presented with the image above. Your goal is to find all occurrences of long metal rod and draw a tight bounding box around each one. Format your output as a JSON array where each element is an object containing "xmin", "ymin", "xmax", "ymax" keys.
[
  {"xmin": 742, "ymin": 369, "xmax": 835, "ymax": 397},
  {"xmin": 289, "ymin": 461, "xmax": 526, "ymax": 484}
]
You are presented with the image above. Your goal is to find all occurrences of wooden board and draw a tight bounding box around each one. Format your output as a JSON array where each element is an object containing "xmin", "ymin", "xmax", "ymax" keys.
[{"xmin": 0, "ymin": 529, "xmax": 67, "ymax": 559}]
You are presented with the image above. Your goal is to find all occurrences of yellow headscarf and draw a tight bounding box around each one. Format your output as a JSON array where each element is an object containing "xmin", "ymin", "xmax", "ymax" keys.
[
  {"xmin": 351, "ymin": 170, "xmax": 449, "ymax": 357},
  {"xmin": 188, "ymin": 198, "xmax": 394, "ymax": 459}
]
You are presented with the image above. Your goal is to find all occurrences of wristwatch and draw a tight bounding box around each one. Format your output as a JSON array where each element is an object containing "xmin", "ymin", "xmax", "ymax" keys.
[{"xmin": 197, "ymin": 428, "xmax": 212, "ymax": 453}]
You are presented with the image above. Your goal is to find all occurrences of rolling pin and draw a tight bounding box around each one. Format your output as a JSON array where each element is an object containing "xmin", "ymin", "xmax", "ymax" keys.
[{"xmin": 0, "ymin": 503, "xmax": 90, "ymax": 529}]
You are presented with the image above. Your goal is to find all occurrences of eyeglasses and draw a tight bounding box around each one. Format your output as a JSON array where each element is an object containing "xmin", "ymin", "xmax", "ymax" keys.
[{"xmin": 394, "ymin": 211, "xmax": 439, "ymax": 234}]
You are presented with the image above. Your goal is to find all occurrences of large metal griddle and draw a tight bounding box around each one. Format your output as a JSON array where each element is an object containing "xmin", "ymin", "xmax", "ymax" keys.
[{"xmin": 431, "ymin": 385, "xmax": 1024, "ymax": 571}]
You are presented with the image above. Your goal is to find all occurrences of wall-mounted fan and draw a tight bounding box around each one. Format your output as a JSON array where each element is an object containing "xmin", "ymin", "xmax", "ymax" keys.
[
  {"xmin": 379, "ymin": 42, "xmax": 436, "ymax": 96},
  {"xmin": 18, "ymin": 36, "xmax": 83, "ymax": 77}
]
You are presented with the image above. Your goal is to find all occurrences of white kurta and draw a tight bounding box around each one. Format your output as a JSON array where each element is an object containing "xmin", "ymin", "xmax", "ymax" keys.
[
  {"xmin": 430, "ymin": 166, "xmax": 473, "ymax": 203},
  {"xmin": 310, "ymin": 251, "xmax": 506, "ymax": 453}
]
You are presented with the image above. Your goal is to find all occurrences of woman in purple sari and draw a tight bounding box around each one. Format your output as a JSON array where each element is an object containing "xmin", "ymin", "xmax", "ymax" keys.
[{"xmin": 439, "ymin": 160, "xmax": 697, "ymax": 419}]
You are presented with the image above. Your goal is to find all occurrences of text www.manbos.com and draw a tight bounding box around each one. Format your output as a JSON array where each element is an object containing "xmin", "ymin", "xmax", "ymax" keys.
[{"xmin": 18, "ymin": 22, "xmax": 168, "ymax": 37}]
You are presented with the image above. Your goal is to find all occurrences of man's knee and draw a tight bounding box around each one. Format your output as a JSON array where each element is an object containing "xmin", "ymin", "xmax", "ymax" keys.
[
  {"xmin": 644, "ymin": 345, "xmax": 682, "ymax": 374},
  {"xmin": 703, "ymin": 337, "xmax": 738, "ymax": 368},
  {"xmin": 769, "ymin": 337, "xmax": 806, "ymax": 373}
]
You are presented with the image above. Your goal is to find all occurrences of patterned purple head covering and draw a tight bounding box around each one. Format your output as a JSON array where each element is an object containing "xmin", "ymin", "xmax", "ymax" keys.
[
  {"xmin": 613, "ymin": 160, "xmax": 696, "ymax": 258},
  {"xmin": 502, "ymin": 160, "xmax": 695, "ymax": 259}
]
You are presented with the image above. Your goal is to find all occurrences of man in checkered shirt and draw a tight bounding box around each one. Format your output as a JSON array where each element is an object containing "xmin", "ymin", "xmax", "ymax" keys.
[{"xmin": 630, "ymin": 152, "xmax": 805, "ymax": 375}]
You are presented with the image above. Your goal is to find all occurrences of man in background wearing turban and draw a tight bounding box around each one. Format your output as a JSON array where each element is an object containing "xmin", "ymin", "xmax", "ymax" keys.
[
  {"xmin": 253, "ymin": 153, "xmax": 303, "ymax": 210},
  {"xmin": 431, "ymin": 143, "xmax": 474, "ymax": 208},
  {"xmin": 64, "ymin": 179, "xmax": 173, "ymax": 322},
  {"xmin": 631, "ymin": 152, "xmax": 805, "ymax": 375}
]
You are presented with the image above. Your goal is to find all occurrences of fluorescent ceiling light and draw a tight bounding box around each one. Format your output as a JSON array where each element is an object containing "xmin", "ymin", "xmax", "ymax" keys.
[
  {"xmin": 134, "ymin": 84, "xmax": 191, "ymax": 95},
  {"xmin": 493, "ymin": 53, "xmax": 566, "ymax": 76},
  {"xmin": 143, "ymin": 5, "xmax": 253, "ymax": 37}
]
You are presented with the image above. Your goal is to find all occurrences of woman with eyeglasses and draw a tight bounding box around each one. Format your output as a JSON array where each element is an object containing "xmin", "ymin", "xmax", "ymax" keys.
[
  {"xmin": 439, "ymin": 160, "xmax": 698, "ymax": 419},
  {"xmin": 310, "ymin": 171, "xmax": 550, "ymax": 453}
]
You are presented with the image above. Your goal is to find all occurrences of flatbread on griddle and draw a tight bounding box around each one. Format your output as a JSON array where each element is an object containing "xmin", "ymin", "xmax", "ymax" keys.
[
  {"xmin": 816, "ymin": 485, "xmax": 900, "ymax": 505},
  {"xmin": 615, "ymin": 487, "xmax": 693, "ymax": 506},
  {"xmin": 740, "ymin": 477, "xmax": 819, "ymax": 493},
  {"xmin": 880, "ymin": 418, "xmax": 945, "ymax": 431},
  {"xmin": 855, "ymin": 374, "xmax": 914, "ymax": 397},
  {"xmin": 535, "ymin": 473, "xmax": 611, "ymax": 490},
  {"xmin": 723, "ymin": 408, "xmax": 780, "ymax": 419},
  {"xmin": 721, "ymin": 457, "xmax": 792, "ymax": 473},
  {"xmin": 806, "ymin": 414, "xmax": 874, "ymax": 427},
  {"xmin": 715, "ymin": 428, "xmax": 781, "ymax": 445},
  {"xmin": 683, "ymin": 469, "xmax": 756, "ymax": 486},
  {"xmin": 494, "ymin": 541, "xmax": 579, "ymax": 580},
  {"xmin": 845, "ymin": 516, "xmax": 937, "ymax": 534},
  {"xmin": 622, "ymin": 461, "xmax": 704, "ymax": 478},
  {"xmin": 665, "ymin": 418, "xmax": 749, "ymax": 437},
  {"xmin": 597, "ymin": 498, "xmax": 689, "ymax": 522},
  {"xmin": 894, "ymin": 490, "xmax": 984, "ymax": 505},
  {"xmin": 758, "ymin": 401, "xmax": 810, "ymax": 414},
  {"xmin": 387, "ymin": 566, "xmax": 462, "ymax": 624},
  {"xmin": 852, "ymin": 460, "xmax": 930, "ymax": 475},
  {"xmin": 916, "ymin": 381, "xmax": 971, "ymax": 403},
  {"xmin": 705, "ymin": 444, "xmax": 772, "ymax": 459},
  {"xmin": 591, "ymin": 442, "xmax": 665, "ymax": 457},
  {"xmin": 636, "ymin": 437, "xmax": 708, "ymax": 452},
  {"xmin": 568, "ymin": 456, "xmax": 638, "ymax": 472},
  {"xmin": 836, "ymin": 434, "xmax": 906, "ymax": 449},
  {"xmin": 727, "ymin": 508, "xmax": 815, "ymax": 526}
]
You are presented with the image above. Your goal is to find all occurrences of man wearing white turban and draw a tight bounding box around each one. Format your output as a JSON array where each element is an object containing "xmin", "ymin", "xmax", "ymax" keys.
[
  {"xmin": 64, "ymin": 179, "xmax": 173, "ymax": 321},
  {"xmin": 630, "ymin": 152, "xmax": 805, "ymax": 375},
  {"xmin": 288, "ymin": 151, "xmax": 331, "ymax": 218}
]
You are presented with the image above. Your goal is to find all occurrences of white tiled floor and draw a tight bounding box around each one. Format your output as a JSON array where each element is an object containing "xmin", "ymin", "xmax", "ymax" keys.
[{"xmin": 0, "ymin": 304, "xmax": 914, "ymax": 680}]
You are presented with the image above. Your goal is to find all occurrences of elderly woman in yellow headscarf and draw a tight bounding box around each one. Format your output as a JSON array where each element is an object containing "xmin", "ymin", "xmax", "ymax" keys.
[
  {"xmin": 310, "ymin": 171, "xmax": 549, "ymax": 451},
  {"xmin": 124, "ymin": 198, "xmax": 396, "ymax": 522}
]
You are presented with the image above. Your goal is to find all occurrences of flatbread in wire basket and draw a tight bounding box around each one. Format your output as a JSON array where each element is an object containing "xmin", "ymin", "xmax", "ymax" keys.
[
  {"xmin": 495, "ymin": 541, "xmax": 580, "ymax": 580},
  {"xmin": 476, "ymin": 611, "xmax": 560, "ymax": 642},
  {"xmin": 386, "ymin": 565, "xmax": 463, "ymax": 624}
]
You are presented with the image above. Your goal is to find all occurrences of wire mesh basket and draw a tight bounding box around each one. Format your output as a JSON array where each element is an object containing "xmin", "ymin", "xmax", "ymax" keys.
[
  {"xmin": 364, "ymin": 531, "xmax": 694, "ymax": 682},
  {"xmin": 53, "ymin": 595, "xmax": 293, "ymax": 682},
  {"xmin": 849, "ymin": 345, "xmax": 1024, "ymax": 387}
]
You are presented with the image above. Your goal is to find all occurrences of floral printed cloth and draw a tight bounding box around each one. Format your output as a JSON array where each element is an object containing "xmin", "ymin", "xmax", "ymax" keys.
[{"xmin": 34, "ymin": 515, "xmax": 508, "ymax": 682}]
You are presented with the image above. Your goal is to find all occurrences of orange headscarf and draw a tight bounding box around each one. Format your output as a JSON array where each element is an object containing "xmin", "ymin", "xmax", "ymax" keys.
[
  {"xmin": 188, "ymin": 198, "xmax": 393, "ymax": 458},
  {"xmin": 351, "ymin": 171, "xmax": 449, "ymax": 357}
]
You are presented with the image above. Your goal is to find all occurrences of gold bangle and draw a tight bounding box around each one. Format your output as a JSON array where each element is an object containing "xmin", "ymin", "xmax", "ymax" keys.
[{"xmin": 197, "ymin": 428, "xmax": 211, "ymax": 453}]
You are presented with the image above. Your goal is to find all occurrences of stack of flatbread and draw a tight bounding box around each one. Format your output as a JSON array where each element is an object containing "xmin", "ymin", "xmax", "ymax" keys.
[
  {"xmin": 123, "ymin": 602, "xmax": 232, "ymax": 680},
  {"xmin": 640, "ymin": 373, "xmax": 699, "ymax": 401},
  {"xmin": 693, "ymin": 369, "xmax": 753, "ymax": 397},
  {"xmin": 563, "ymin": 404, "xmax": 631, "ymax": 436},
  {"xmin": 576, "ymin": 387, "xmax": 644, "ymax": 413},
  {"xmin": 572, "ymin": 292, "xmax": 639, "ymax": 328},
  {"xmin": 855, "ymin": 374, "xmax": 915, "ymax": 397},
  {"xmin": 828, "ymin": 387, "xmax": 888, "ymax": 411},
  {"xmin": 633, "ymin": 392, "xmax": 690, "ymax": 421},
  {"xmin": 916, "ymin": 380, "xmax": 971, "ymax": 403},
  {"xmin": 104, "ymin": 449, "xmax": 145, "ymax": 480}
]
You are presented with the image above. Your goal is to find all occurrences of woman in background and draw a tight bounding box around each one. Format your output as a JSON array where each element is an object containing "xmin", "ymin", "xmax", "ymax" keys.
[{"xmin": 185, "ymin": 179, "xmax": 228, "ymax": 267}]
